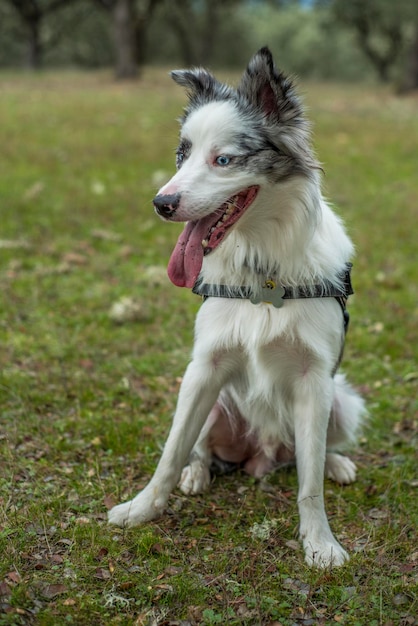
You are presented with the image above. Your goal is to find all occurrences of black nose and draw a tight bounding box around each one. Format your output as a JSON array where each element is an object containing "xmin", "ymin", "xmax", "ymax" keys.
[{"xmin": 153, "ymin": 193, "xmax": 181, "ymax": 218}]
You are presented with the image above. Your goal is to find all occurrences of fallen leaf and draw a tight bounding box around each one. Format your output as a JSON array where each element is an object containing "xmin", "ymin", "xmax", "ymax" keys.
[
  {"xmin": 0, "ymin": 239, "xmax": 31, "ymax": 249},
  {"xmin": 109, "ymin": 296, "xmax": 146, "ymax": 324},
  {"xmin": 91, "ymin": 228, "xmax": 122, "ymax": 241},
  {"xmin": 41, "ymin": 584, "xmax": 68, "ymax": 599},
  {"xmin": 91, "ymin": 181, "xmax": 106, "ymax": 195},
  {"xmin": 404, "ymin": 371, "xmax": 418, "ymax": 382},
  {"xmin": 62, "ymin": 252, "xmax": 88, "ymax": 265},
  {"xmin": 50, "ymin": 555, "xmax": 64, "ymax": 565},
  {"xmin": 152, "ymin": 169, "xmax": 169, "ymax": 188},
  {"xmin": 164, "ymin": 566, "xmax": 183, "ymax": 576},
  {"xmin": 0, "ymin": 582, "xmax": 11, "ymax": 597},
  {"xmin": 6, "ymin": 572, "xmax": 21, "ymax": 584},
  {"xmin": 23, "ymin": 181, "xmax": 44, "ymax": 200},
  {"xmin": 94, "ymin": 567, "xmax": 111, "ymax": 580},
  {"xmin": 392, "ymin": 593, "xmax": 410, "ymax": 606},
  {"xmin": 151, "ymin": 543, "xmax": 164, "ymax": 554},
  {"xmin": 57, "ymin": 539, "xmax": 73, "ymax": 547},
  {"xmin": 368, "ymin": 508, "xmax": 389, "ymax": 520},
  {"xmin": 104, "ymin": 495, "xmax": 116, "ymax": 510},
  {"xmin": 95, "ymin": 547, "xmax": 109, "ymax": 562},
  {"xmin": 120, "ymin": 581, "xmax": 135, "ymax": 590},
  {"xmin": 368, "ymin": 321, "xmax": 384, "ymax": 334}
]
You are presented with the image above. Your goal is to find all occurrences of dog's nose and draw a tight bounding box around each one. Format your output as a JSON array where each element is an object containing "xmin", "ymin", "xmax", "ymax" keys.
[{"xmin": 153, "ymin": 193, "xmax": 181, "ymax": 218}]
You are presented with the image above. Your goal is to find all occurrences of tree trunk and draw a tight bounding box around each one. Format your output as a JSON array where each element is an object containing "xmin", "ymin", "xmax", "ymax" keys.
[
  {"xmin": 169, "ymin": 0, "xmax": 196, "ymax": 65},
  {"xmin": 200, "ymin": 0, "xmax": 219, "ymax": 65},
  {"xmin": 25, "ymin": 15, "xmax": 42, "ymax": 69},
  {"xmin": 134, "ymin": 0, "xmax": 162, "ymax": 66},
  {"xmin": 113, "ymin": 0, "xmax": 138, "ymax": 79},
  {"xmin": 402, "ymin": 24, "xmax": 418, "ymax": 91},
  {"xmin": 135, "ymin": 15, "xmax": 147, "ymax": 66}
]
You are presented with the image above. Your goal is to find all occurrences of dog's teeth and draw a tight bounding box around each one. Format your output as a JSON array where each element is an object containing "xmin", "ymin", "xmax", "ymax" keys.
[
  {"xmin": 222, "ymin": 213, "xmax": 229, "ymax": 222},
  {"xmin": 202, "ymin": 239, "xmax": 208, "ymax": 248}
]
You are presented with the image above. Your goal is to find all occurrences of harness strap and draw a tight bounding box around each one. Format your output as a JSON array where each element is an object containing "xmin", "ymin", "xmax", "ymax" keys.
[{"xmin": 193, "ymin": 263, "xmax": 353, "ymax": 327}]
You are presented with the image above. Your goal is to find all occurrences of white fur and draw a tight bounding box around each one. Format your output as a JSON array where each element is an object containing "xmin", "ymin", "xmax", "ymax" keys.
[{"xmin": 108, "ymin": 97, "xmax": 365, "ymax": 569}]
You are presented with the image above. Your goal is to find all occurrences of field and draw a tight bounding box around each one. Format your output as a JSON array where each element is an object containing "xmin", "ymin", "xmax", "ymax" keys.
[{"xmin": 0, "ymin": 68, "xmax": 417, "ymax": 625}]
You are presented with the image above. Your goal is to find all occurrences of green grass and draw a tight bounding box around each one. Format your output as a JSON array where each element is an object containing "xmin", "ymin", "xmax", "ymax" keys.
[{"xmin": 0, "ymin": 69, "xmax": 417, "ymax": 625}]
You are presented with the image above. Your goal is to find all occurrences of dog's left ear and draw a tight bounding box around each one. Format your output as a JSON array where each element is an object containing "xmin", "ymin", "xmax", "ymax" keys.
[
  {"xmin": 171, "ymin": 68, "xmax": 229, "ymax": 103},
  {"xmin": 238, "ymin": 47, "xmax": 302, "ymax": 122}
]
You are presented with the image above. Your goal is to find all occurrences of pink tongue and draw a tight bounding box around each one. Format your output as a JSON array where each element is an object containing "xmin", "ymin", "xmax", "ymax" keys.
[{"xmin": 167, "ymin": 218, "xmax": 212, "ymax": 288}]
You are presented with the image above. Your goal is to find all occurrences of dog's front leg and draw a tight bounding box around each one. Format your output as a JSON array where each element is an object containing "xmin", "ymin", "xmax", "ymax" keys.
[
  {"xmin": 294, "ymin": 379, "xmax": 349, "ymax": 567},
  {"xmin": 108, "ymin": 356, "xmax": 229, "ymax": 527}
]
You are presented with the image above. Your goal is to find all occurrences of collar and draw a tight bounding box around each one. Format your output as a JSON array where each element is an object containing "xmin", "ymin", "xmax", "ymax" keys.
[{"xmin": 192, "ymin": 263, "xmax": 353, "ymax": 309}]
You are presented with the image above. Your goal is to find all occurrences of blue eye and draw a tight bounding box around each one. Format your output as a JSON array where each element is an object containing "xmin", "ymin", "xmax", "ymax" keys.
[{"xmin": 215, "ymin": 155, "xmax": 231, "ymax": 166}]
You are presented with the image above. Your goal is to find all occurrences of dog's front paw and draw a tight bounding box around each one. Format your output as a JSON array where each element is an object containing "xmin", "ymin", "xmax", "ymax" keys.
[
  {"xmin": 325, "ymin": 453, "xmax": 356, "ymax": 485},
  {"xmin": 303, "ymin": 537, "xmax": 349, "ymax": 568},
  {"xmin": 179, "ymin": 460, "xmax": 211, "ymax": 495},
  {"xmin": 108, "ymin": 486, "xmax": 165, "ymax": 527}
]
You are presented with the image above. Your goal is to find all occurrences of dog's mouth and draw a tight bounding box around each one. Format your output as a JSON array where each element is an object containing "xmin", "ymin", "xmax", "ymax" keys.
[{"xmin": 168, "ymin": 185, "xmax": 259, "ymax": 288}]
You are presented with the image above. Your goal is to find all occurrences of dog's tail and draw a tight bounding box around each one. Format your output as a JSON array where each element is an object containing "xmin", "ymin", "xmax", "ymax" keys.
[{"xmin": 327, "ymin": 373, "xmax": 366, "ymax": 448}]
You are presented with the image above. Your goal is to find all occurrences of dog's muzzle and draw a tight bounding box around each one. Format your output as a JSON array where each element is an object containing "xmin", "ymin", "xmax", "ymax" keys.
[{"xmin": 153, "ymin": 193, "xmax": 181, "ymax": 219}]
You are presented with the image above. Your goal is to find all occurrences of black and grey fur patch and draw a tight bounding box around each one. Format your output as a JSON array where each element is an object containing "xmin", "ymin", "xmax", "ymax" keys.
[
  {"xmin": 210, "ymin": 455, "xmax": 241, "ymax": 476},
  {"xmin": 171, "ymin": 47, "xmax": 318, "ymax": 181}
]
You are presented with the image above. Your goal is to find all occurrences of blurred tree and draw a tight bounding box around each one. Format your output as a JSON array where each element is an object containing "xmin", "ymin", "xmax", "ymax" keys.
[
  {"xmin": 331, "ymin": 0, "xmax": 418, "ymax": 86},
  {"xmin": 234, "ymin": 2, "xmax": 374, "ymax": 80},
  {"xmin": 5, "ymin": 0, "xmax": 89, "ymax": 68},
  {"xmin": 164, "ymin": 0, "xmax": 242, "ymax": 65},
  {"xmin": 401, "ymin": 21, "xmax": 418, "ymax": 91},
  {"xmin": 94, "ymin": 0, "xmax": 162, "ymax": 78},
  {"xmin": 3, "ymin": 0, "xmax": 414, "ymax": 86}
]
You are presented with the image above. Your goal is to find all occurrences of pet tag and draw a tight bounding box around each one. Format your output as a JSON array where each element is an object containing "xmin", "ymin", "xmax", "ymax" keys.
[{"xmin": 250, "ymin": 280, "xmax": 286, "ymax": 308}]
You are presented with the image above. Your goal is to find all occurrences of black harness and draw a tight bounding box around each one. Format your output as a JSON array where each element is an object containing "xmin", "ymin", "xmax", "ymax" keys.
[{"xmin": 192, "ymin": 263, "xmax": 353, "ymax": 334}]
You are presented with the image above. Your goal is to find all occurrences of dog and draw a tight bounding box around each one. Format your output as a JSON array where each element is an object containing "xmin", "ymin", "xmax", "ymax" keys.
[{"xmin": 108, "ymin": 47, "xmax": 365, "ymax": 568}]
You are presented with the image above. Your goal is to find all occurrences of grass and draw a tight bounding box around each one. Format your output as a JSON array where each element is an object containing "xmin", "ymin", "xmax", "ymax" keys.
[{"xmin": 0, "ymin": 68, "xmax": 417, "ymax": 625}]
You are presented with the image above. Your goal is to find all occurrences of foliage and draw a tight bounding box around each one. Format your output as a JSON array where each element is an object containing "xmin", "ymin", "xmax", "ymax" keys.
[
  {"xmin": 1, "ymin": 0, "xmax": 416, "ymax": 84},
  {"xmin": 238, "ymin": 3, "xmax": 376, "ymax": 80},
  {"xmin": 0, "ymin": 1, "xmax": 113, "ymax": 69},
  {"xmin": 332, "ymin": 0, "xmax": 418, "ymax": 83},
  {"xmin": 0, "ymin": 69, "xmax": 417, "ymax": 625}
]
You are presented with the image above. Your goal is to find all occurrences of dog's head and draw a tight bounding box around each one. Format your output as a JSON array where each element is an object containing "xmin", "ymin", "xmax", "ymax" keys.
[{"xmin": 154, "ymin": 47, "xmax": 317, "ymax": 288}]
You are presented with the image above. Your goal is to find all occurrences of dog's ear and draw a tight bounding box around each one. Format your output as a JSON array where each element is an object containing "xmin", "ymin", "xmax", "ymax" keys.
[
  {"xmin": 238, "ymin": 47, "xmax": 302, "ymax": 122},
  {"xmin": 171, "ymin": 68, "xmax": 227, "ymax": 103}
]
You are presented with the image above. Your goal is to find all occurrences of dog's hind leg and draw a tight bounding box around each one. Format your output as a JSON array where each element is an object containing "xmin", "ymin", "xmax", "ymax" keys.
[
  {"xmin": 108, "ymin": 351, "xmax": 238, "ymax": 527},
  {"xmin": 178, "ymin": 405, "xmax": 218, "ymax": 495},
  {"xmin": 294, "ymin": 376, "xmax": 349, "ymax": 568},
  {"xmin": 325, "ymin": 452, "xmax": 356, "ymax": 485},
  {"xmin": 325, "ymin": 373, "xmax": 366, "ymax": 485}
]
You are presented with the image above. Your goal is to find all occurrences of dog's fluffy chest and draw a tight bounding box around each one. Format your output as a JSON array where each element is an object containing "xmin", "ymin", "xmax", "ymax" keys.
[{"xmin": 193, "ymin": 296, "xmax": 344, "ymax": 448}]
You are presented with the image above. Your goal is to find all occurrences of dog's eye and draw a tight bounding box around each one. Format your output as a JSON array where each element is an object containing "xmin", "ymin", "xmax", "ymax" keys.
[
  {"xmin": 215, "ymin": 155, "xmax": 231, "ymax": 167},
  {"xmin": 176, "ymin": 151, "xmax": 185, "ymax": 165}
]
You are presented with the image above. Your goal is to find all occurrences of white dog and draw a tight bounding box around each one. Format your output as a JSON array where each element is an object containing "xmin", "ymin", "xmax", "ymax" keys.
[{"xmin": 108, "ymin": 47, "xmax": 365, "ymax": 568}]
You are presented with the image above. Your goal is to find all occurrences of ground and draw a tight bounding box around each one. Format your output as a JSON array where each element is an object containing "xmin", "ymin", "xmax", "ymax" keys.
[{"xmin": 0, "ymin": 70, "xmax": 417, "ymax": 625}]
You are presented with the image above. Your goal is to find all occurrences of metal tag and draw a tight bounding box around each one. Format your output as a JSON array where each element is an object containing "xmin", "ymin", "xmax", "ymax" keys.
[{"xmin": 250, "ymin": 280, "xmax": 286, "ymax": 308}]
